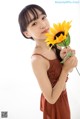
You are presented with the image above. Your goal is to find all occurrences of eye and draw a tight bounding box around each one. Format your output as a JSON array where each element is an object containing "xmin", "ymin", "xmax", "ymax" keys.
[
  {"xmin": 32, "ymin": 22, "xmax": 37, "ymax": 26},
  {"xmin": 42, "ymin": 15, "xmax": 47, "ymax": 20}
]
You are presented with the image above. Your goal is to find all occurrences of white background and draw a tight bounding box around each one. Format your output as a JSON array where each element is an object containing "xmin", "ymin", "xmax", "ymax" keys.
[{"xmin": 0, "ymin": 0, "xmax": 80, "ymax": 119}]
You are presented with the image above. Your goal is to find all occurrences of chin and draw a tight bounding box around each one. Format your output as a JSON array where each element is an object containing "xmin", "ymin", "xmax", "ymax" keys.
[
  {"xmin": 40, "ymin": 35, "xmax": 46, "ymax": 40},
  {"xmin": 40, "ymin": 38, "xmax": 46, "ymax": 41}
]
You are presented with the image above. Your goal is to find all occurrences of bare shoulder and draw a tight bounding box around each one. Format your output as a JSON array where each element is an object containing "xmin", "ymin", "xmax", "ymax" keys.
[
  {"xmin": 31, "ymin": 46, "xmax": 57, "ymax": 72},
  {"xmin": 31, "ymin": 54, "xmax": 48, "ymax": 72}
]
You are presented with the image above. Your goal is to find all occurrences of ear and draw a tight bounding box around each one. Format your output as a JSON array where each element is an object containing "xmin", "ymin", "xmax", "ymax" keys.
[{"xmin": 23, "ymin": 31, "xmax": 31, "ymax": 38}]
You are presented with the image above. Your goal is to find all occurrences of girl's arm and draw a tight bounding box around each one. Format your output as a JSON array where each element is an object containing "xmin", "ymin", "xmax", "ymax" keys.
[{"xmin": 31, "ymin": 55, "xmax": 77, "ymax": 104}]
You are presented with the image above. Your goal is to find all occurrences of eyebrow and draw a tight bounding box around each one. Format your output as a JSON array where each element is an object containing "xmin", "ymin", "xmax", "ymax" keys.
[{"xmin": 30, "ymin": 13, "xmax": 45, "ymax": 23}]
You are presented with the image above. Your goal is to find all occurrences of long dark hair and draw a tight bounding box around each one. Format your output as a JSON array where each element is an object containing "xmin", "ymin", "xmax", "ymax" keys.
[
  {"xmin": 50, "ymin": 44, "xmax": 62, "ymax": 62},
  {"xmin": 53, "ymin": 46, "xmax": 62, "ymax": 62},
  {"xmin": 18, "ymin": 4, "xmax": 46, "ymax": 39}
]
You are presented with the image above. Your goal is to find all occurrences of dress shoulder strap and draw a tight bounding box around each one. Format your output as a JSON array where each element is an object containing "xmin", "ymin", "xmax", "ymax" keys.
[{"xmin": 32, "ymin": 53, "xmax": 50, "ymax": 61}]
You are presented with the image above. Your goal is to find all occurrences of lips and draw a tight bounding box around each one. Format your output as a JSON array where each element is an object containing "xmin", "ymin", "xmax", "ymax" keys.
[{"xmin": 42, "ymin": 28, "xmax": 49, "ymax": 33}]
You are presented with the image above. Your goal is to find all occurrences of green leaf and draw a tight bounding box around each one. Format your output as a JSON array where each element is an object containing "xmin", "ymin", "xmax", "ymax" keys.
[
  {"xmin": 57, "ymin": 41, "xmax": 65, "ymax": 47},
  {"xmin": 64, "ymin": 33, "xmax": 70, "ymax": 46}
]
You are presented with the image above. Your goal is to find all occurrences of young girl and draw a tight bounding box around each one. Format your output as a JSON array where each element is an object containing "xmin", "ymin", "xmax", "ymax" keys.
[{"xmin": 18, "ymin": 4, "xmax": 77, "ymax": 119}]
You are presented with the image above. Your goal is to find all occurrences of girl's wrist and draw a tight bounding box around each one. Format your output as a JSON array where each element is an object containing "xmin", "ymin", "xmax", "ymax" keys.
[{"xmin": 62, "ymin": 67, "xmax": 69, "ymax": 75}]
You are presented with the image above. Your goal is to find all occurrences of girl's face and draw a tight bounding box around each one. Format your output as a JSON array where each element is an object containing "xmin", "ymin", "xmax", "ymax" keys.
[{"xmin": 24, "ymin": 9, "xmax": 50, "ymax": 40}]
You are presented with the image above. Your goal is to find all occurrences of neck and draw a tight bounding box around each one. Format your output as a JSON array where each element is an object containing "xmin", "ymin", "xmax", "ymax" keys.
[{"xmin": 35, "ymin": 40, "xmax": 49, "ymax": 50}]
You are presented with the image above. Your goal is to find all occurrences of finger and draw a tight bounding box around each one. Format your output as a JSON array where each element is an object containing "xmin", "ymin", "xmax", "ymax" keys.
[
  {"xmin": 71, "ymin": 50, "xmax": 75, "ymax": 54},
  {"xmin": 66, "ymin": 48, "xmax": 72, "ymax": 53}
]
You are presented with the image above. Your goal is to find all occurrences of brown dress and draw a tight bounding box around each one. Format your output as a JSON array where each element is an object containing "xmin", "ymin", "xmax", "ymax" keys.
[{"xmin": 33, "ymin": 54, "xmax": 70, "ymax": 119}]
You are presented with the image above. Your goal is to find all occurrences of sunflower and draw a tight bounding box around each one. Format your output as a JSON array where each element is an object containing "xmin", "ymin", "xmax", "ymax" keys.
[{"xmin": 45, "ymin": 20, "xmax": 71, "ymax": 48}]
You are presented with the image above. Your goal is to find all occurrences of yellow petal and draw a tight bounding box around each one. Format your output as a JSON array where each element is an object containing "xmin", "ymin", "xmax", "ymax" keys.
[{"xmin": 45, "ymin": 20, "xmax": 71, "ymax": 48}]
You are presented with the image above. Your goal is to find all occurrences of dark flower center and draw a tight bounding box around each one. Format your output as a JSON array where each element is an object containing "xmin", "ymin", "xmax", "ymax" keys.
[{"xmin": 54, "ymin": 31, "xmax": 64, "ymax": 40}]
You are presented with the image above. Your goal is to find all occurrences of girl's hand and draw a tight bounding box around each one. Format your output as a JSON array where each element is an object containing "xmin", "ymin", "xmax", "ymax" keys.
[
  {"xmin": 62, "ymin": 55, "xmax": 78, "ymax": 73},
  {"xmin": 60, "ymin": 47, "xmax": 75, "ymax": 59}
]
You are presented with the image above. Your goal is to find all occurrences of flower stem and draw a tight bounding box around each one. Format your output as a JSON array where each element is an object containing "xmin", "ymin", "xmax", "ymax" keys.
[{"xmin": 76, "ymin": 67, "xmax": 80, "ymax": 76}]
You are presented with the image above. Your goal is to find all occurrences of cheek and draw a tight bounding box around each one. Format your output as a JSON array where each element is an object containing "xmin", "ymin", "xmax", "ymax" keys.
[{"xmin": 30, "ymin": 29, "xmax": 40, "ymax": 38}]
